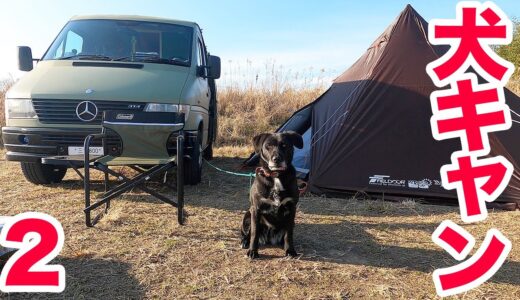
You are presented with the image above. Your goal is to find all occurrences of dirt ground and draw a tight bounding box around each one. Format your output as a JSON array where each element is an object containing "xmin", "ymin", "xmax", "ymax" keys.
[{"xmin": 0, "ymin": 149, "xmax": 519, "ymax": 299}]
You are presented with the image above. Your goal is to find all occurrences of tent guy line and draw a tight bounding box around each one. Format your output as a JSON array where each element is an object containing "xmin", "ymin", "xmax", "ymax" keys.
[
  {"xmin": 310, "ymin": 74, "xmax": 370, "ymax": 144},
  {"xmin": 509, "ymin": 108, "xmax": 520, "ymax": 119}
]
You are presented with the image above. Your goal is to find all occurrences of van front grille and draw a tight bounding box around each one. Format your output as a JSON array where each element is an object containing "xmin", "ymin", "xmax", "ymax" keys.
[
  {"xmin": 32, "ymin": 99, "xmax": 146, "ymax": 124},
  {"xmin": 40, "ymin": 129, "xmax": 122, "ymax": 147}
]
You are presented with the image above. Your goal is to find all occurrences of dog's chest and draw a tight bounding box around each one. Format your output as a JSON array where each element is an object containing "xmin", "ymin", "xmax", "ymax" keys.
[
  {"xmin": 272, "ymin": 178, "xmax": 285, "ymax": 197},
  {"xmin": 273, "ymin": 178, "xmax": 284, "ymax": 191},
  {"xmin": 259, "ymin": 178, "xmax": 293, "ymax": 216}
]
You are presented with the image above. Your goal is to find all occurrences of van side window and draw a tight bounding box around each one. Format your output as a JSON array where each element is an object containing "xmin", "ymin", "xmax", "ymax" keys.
[
  {"xmin": 63, "ymin": 31, "xmax": 83, "ymax": 57},
  {"xmin": 52, "ymin": 31, "xmax": 83, "ymax": 58},
  {"xmin": 52, "ymin": 40, "xmax": 65, "ymax": 59},
  {"xmin": 197, "ymin": 39, "xmax": 206, "ymax": 66},
  {"xmin": 197, "ymin": 38, "xmax": 207, "ymax": 76}
]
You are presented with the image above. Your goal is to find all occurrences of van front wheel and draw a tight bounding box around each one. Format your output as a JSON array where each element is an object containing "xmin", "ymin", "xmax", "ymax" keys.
[
  {"xmin": 21, "ymin": 162, "xmax": 67, "ymax": 185},
  {"xmin": 184, "ymin": 132, "xmax": 202, "ymax": 185}
]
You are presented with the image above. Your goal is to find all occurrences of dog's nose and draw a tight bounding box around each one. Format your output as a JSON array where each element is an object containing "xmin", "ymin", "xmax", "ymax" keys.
[{"xmin": 273, "ymin": 156, "xmax": 282, "ymax": 163}]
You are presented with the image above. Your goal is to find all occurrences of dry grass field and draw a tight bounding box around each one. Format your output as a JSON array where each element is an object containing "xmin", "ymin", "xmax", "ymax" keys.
[{"xmin": 0, "ymin": 148, "xmax": 519, "ymax": 299}]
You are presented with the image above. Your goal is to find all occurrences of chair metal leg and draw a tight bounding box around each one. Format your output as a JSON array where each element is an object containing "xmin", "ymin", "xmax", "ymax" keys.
[
  {"xmin": 85, "ymin": 163, "xmax": 176, "ymax": 212},
  {"xmin": 98, "ymin": 164, "xmax": 176, "ymax": 204},
  {"xmin": 104, "ymin": 171, "xmax": 110, "ymax": 211},
  {"xmin": 70, "ymin": 164, "xmax": 85, "ymax": 181},
  {"xmin": 83, "ymin": 133, "xmax": 104, "ymax": 227},
  {"xmin": 90, "ymin": 163, "xmax": 178, "ymax": 208},
  {"xmin": 84, "ymin": 140, "xmax": 92, "ymax": 227},
  {"xmin": 177, "ymin": 134, "xmax": 184, "ymax": 225}
]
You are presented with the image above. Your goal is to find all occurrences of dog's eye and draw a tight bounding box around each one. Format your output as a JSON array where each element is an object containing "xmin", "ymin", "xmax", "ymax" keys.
[{"xmin": 280, "ymin": 143, "xmax": 286, "ymax": 148}]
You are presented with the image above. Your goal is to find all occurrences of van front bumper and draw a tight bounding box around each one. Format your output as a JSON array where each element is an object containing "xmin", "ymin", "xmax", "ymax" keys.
[
  {"xmin": 2, "ymin": 127, "xmax": 196, "ymax": 163},
  {"xmin": 2, "ymin": 127, "xmax": 122, "ymax": 163}
]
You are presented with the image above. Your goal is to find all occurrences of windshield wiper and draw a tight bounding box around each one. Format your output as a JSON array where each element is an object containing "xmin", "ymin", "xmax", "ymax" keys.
[
  {"xmin": 141, "ymin": 57, "xmax": 190, "ymax": 66},
  {"xmin": 113, "ymin": 55, "xmax": 189, "ymax": 66},
  {"xmin": 60, "ymin": 54, "xmax": 112, "ymax": 61},
  {"xmin": 112, "ymin": 55, "xmax": 144, "ymax": 62}
]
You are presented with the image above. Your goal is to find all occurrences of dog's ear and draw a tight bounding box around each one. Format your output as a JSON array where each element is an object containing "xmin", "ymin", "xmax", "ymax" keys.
[
  {"xmin": 283, "ymin": 131, "xmax": 303, "ymax": 149},
  {"xmin": 253, "ymin": 133, "xmax": 271, "ymax": 154}
]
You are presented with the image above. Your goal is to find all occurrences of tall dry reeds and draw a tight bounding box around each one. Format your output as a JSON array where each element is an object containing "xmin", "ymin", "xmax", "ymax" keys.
[
  {"xmin": 507, "ymin": 78, "xmax": 520, "ymax": 95},
  {"xmin": 0, "ymin": 78, "xmax": 14, "ymax": 127},
  {"xmin": 0, "ymin": 78, "xmax": 15, "ymax": 146},
  {"xmin": 216, "ymin": 60, "xmax": 330, "ymax": 146}
]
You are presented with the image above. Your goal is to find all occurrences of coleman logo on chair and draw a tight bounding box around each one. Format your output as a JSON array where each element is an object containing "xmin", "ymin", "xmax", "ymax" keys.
[
  {"xmin": 75, "ymin": 101, "xmax": 98, "ymax": 122},
  {"xmin": 116, "ymin": 113, "xmax": 134, "ymax": 120}
]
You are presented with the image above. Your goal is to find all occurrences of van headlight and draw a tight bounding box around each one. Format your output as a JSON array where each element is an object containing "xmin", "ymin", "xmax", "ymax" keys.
[
  {"xmin": 144, "ymin": 103, "xmax": 190, "ymax": 121},
  {"xmin": 5, "ymin": 99, "xmax": 37, "ymax": 119}
]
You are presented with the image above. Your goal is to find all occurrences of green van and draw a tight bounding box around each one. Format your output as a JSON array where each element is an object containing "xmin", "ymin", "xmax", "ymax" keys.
[{"xmin": 2, "ymin": 15, "xmax": 220, "ymax": 185}]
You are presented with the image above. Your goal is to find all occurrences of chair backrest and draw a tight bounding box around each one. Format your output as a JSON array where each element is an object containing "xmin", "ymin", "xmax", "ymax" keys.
[{"xmin": 102, "ymin": 111, "xmax": 184, "ymax": 159}]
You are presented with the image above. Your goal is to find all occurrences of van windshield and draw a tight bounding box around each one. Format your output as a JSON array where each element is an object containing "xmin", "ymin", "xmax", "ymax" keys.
[{"xmin": 43, "ymin": 19, "xmax": 193, "ymax": 66}]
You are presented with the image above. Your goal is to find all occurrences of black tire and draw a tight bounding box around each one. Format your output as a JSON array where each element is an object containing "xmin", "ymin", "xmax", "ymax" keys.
[
  {"xmin": 203, "ymin": 142, "xmax": 213, "ymax": 160},
  {"xmin": 20, "ymin": 162, "xmax": 67, "ymax": 185},
  {"xmin": 184, "ymin": 130, "xmax": 202, "ymax": 185}
]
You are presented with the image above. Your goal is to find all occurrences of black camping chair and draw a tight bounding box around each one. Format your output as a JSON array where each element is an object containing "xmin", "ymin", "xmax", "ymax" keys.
[{"xmin": 82, "ymin": 111, "xmax": 186, "ymax": 227}]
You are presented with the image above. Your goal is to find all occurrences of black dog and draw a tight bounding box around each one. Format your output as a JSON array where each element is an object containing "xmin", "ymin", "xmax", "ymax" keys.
[{"xmin": 240, "ymin": 131, "xmax": 303, "ymax": 259}]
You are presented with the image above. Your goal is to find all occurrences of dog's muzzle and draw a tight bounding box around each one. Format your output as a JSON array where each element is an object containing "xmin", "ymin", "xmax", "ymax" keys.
[{"xmin": 268, "ymin": 161, "xmax": 287, "ymax": 171}]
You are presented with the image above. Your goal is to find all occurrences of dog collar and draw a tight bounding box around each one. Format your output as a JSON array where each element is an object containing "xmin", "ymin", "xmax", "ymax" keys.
[{"xmin": 255, "ymin": 167, "xmax": 279, "ymax": 178}]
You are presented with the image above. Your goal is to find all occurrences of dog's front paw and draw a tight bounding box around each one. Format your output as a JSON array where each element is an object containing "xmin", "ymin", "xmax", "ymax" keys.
[
  {"xmin": 285, "ymin": 249, "xmax": 298, "ymax": 258},
  {"xmin": 241, "ymin": 238, "xmax": 250, "ymax": 249},
  {"xmin": 247, "ymin": 249, "xmax": 259, "ymax": 259}
]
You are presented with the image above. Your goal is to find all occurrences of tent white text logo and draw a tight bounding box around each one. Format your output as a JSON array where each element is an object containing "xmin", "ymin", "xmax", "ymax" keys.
[{"xmin": 368, "ymin": 175, "xmax": 405, "ymax": 187}]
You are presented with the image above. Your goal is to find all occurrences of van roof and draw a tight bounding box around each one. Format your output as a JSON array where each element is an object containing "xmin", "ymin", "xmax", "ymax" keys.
[{"xmin": 70, "ymin": 15, "xmax": 199, "ymax": 28}]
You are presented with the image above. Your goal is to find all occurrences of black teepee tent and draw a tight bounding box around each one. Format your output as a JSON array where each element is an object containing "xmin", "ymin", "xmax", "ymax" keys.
[{"xmin": 246, "ymin": 5, "xmax": 520, "ymax": 205}]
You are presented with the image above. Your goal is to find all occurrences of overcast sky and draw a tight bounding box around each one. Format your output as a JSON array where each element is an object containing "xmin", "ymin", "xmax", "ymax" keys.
[{"xmin": 0, "ymin": 0, "xmax": 518, "ymax": 86}]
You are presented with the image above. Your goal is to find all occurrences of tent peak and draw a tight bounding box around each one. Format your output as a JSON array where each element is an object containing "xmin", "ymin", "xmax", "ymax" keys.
[
  {"xmin": 404, "ymin": 4, "xmax": 417, "ymax": 13},
  {"xmin": 400, "ymin": 4, "xmax": 423, "ymax": 20},
  {"xmin": 335, "ymin": 2, "xmax": 435, "ymax": 83}
]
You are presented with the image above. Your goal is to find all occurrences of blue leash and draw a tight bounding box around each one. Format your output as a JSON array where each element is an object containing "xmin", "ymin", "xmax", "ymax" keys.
[
  {"xmin": 203, "ymin": 158, "xmax": 256, "ymax": 187},
  {"xmin": 203, "ymin": 159, "xmax": 308, "ymax": 195}
]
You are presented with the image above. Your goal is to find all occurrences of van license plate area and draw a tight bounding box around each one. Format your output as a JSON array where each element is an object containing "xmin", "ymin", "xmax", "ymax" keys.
[{"xmin": 68, "ymin": 146, "xmax": 104, "ymax": 156}]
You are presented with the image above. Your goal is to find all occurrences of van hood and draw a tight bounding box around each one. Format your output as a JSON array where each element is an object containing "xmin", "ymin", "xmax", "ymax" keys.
[{"xmin": 7, "ymin": 60, "xmax": 190, "ymax": 102}]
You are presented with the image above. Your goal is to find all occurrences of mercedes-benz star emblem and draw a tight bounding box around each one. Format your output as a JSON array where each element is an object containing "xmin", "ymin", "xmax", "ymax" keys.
[{"xmin": 76, "ymin": 101, "xmax": 98, "ymax": 122}]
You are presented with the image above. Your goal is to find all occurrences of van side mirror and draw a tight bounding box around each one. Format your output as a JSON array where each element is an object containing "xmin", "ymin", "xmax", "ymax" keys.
[
  {"xmin": 207, "ymin": 55, "xmax": 221, "ymax": 79},
  {"xmin": 18, "ymin": 46, "xmax": 34, "ymax": 71}
]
